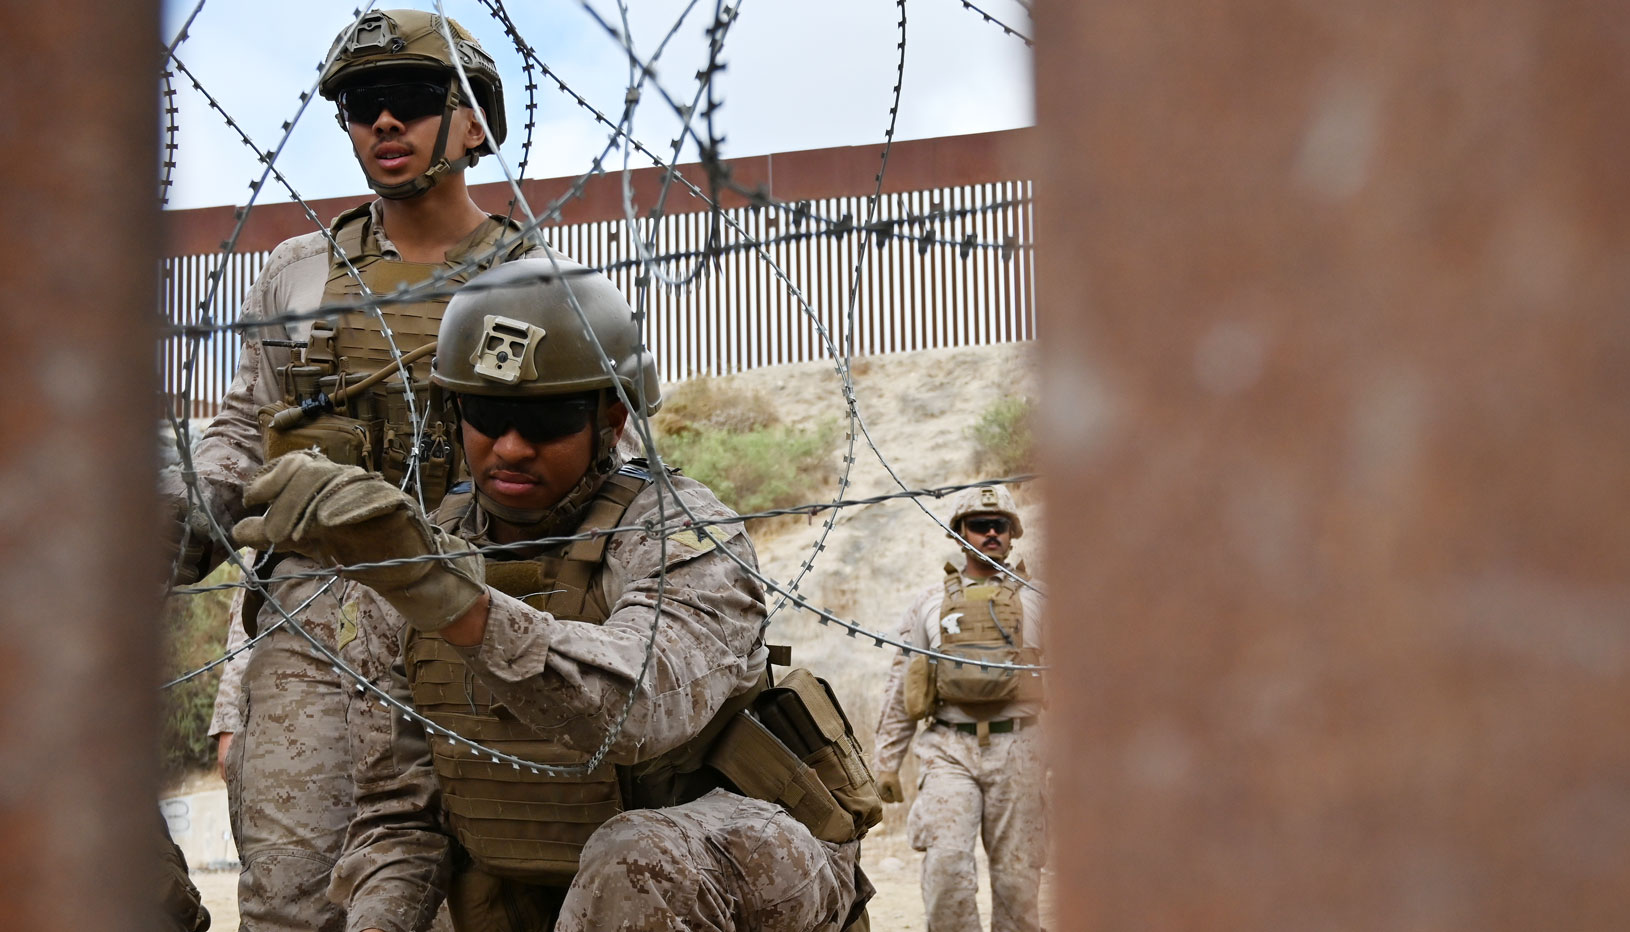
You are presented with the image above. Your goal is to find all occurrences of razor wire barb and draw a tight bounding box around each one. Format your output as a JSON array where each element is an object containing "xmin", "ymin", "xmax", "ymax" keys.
[{"xmin": 159, "ymin": 0, "xmax": 1042, "ymax": 778}]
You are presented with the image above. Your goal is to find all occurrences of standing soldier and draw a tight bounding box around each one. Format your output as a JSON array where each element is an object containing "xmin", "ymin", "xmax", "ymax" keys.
[
  {"xmin": 873, "ymin": 486, "xmax": 1046, "ymax": 932},
  {"xmin": 230, "ymin": 258, "xmax": 881, "ymax": 932},
  {"xmin": 162, "ymin": 10, "xmax": 544, "ymax": 930}
]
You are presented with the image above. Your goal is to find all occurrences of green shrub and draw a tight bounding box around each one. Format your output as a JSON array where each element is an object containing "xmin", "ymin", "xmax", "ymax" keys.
[
  {"xmin": 651, "ymin": 378, "xmax": 836, "ymax": 518},
  {"xmin": 969, "ymin": 395, "xmax": 1035, "ymax": 476},
  {"xmin": 657, "ymin": 420, "xmax": 838, "ymax": 517},
  {"xmin": 160, "ymin": 561, "xmax": 240, "ymax": 778}
]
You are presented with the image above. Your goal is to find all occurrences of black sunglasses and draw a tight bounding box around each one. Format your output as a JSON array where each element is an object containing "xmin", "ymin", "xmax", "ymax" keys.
[
  {"xmin": 337, "ymin": 82, "xmax": 450, "ymax": 126},
  {"xmin": 455, "ymin": 394, "xmax": 595, "ymax": 444},
  {"xmin": 964, "ymin": 516, "xmax": 1011, "ymax": 535}
]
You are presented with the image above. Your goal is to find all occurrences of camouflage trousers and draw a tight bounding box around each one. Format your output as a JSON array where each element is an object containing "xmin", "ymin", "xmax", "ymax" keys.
[
  {"xmin": 226, "ymin": 571, "xmax": 354, "ymax": 932},
  {"xmin": 906, "ymin": 723, "xmax": 1044, "ymax": 932},
  {"xmin": 450, "ymin": 790, "xmax": 869, "ymax": 931}
]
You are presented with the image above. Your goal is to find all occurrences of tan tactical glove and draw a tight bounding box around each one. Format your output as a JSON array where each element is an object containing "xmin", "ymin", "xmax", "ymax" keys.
[
  {"xmin": 877, "ymin": 770, "xmax": 904, "ymax": 804},
  {"xmin": 232, "ymin": 450, "xmax": 484, "ymax": 632}
]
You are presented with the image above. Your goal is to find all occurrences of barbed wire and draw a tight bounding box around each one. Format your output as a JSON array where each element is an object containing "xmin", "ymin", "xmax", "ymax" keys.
[
  {"xmin": 952, "ymin": 0, "xmax": 1033, "ymax": 47},
  {"xmin": 158, "ymin": 0, "xmax": 1042, "ymax": 780},
  {"xmin": 167, "ymin": 473, "xmax": 1038, "ymax": 598}
]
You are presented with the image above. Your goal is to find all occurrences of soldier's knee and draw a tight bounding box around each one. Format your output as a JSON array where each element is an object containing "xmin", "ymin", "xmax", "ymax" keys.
[{"xmin": 577, "ymin": 810, "xmax": 697, "ymax": 889}]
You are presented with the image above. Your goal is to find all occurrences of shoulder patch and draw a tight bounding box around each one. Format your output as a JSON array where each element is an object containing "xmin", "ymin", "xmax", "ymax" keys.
[
  {"xmin": 665, "ymin": 527, "xmax": 720, "ymax": 554},
  {"xmin": 336, "ymin": 601, "xmax": 360, "ymax": 651}
]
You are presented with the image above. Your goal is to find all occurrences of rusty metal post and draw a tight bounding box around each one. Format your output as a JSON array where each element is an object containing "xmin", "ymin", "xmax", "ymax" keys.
[
  {"xmin": 1035, "ymin": 1, "xmax": 1630, "ymax": 928},
  {"xmin": 0, "ymin": 3, "xmax": 162, "ymax": 930}
]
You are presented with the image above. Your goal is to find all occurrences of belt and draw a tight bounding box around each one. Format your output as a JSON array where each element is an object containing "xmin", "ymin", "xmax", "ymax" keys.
[{"xmin": 936, "ymin": 717, "xmax": 1036, "ymax": 735}]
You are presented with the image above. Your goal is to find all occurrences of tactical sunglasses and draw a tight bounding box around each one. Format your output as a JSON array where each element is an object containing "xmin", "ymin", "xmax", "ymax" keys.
[
  {"xmin": 454, "ymin": 393, "xmax": 596, "ymax": 444},
  {"xmin": 338, "ymin": 82, "xmax": 450, "ymax": 125},
  {"xmin": 964, "ymin": 516, "xmax": 1011, "ymax": 535}
]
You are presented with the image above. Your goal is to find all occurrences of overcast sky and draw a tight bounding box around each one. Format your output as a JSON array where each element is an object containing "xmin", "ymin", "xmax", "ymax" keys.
[{"xmin": 160, "ymin": 0, "xmax": 1034, "ymax": 211}]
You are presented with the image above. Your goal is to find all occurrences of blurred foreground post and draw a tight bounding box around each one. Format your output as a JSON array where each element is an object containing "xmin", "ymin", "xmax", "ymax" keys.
[
  {"xmin": 1034, "ymin": 1, "xmax": 1630, "ymax": 928},
  {"xmin": 0, "ymin": 2, "xmax": 162, "ymax": 930}
]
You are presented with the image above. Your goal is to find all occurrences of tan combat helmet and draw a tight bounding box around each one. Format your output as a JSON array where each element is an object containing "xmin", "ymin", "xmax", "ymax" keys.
[
  {"xmin": 432, "ymin": 257, "xmax": 661, "ymax": 412},
  {"xmin": 319, "ymin": 9, "xmax": 505, "ymax": 199},
  {"xmin": 945, "ymin": 484, "xmax": 1024, "ymax": 539},
  {"xmin": 433, "ymin": 257, "xmax": 661, "ymax": 528}
]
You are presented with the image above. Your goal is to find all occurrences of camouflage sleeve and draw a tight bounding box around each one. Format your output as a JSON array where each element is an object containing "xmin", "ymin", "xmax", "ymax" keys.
[
  {"xmin": 206, "ymin": 587, "xmax": 250, "ymax": 737},
  {"xmin": 872, "ymin": 587, "xmax": 936, "ymax": 774},
  {"xmin": 158, "ymin": 234, "xmax": 326, "ymax": 531},
  {"xmin": 331, "ymin": 593, "xmax": 450, "ymax": 932},
  {"xmin": 455, "ymin": 479, "xmax": 769, "ymax": 763}
]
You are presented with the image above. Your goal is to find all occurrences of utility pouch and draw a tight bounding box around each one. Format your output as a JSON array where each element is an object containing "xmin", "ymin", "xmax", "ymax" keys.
[
  {"xmin": 707, "ymin": 668, "xmax": 882, "ymax": 844},
  {"xmin": 904, "ymin": 653, "xmax": 937, "ymax": 720},
  {"xmin": 935, "ymin": 643, "xmax": 1044, "ymax": 705},
  {"xmin": 257, "ymin": 402, "xmax": 376, "ymax": 468}
]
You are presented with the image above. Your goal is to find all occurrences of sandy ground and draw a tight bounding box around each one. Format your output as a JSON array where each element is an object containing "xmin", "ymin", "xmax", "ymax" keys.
[{"xmin": 176, "ymin": 341, "xmax": 1045, "ymax": 929}]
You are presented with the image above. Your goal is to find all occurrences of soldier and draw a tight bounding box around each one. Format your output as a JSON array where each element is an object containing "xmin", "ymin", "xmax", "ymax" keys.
[
  {"xmin": 872, "ymin": 486, "xmax": 1046, "ymax": 932},
  {"xmin": 161, "ymin": 10, "xmax": 544, "ymax": 930},
  {"xmin": 230, "ymin": 257, "xmax": 881, "ymax": 932}
]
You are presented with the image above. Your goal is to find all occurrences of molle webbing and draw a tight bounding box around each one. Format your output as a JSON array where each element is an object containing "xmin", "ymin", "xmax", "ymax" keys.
[
  {"xmin": 323, "ymin": 206, "xmax": 531, "ymax": 371},
  {"xmin": 929, "ymin": 563, "xmax": 1041, "ymax": 719},
  {"xmin": 405, "ymin": 634, "xmax": 621, "ymax": 884},
  {"xmin": 301, "ymin": 207, "xmax": 534, "ymax": 503},
  {"xmin": 404, "ymin": 470, "xmax": 650, "ymax": 884},
  {"xmin": 479, "ymin": 472, "xmax": 644, "ymax": 621},
  {"xmin": 939, "ymin": 563, "xmax": 1028, "ymax": 650}
]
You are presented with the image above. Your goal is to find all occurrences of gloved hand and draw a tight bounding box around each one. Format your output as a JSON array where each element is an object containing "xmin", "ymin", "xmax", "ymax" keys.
[
  {"xmin": 877, "ymin": 770, "xmax": 904, "ymax": 804},
  {"xmin": 232, "ymin": 450, "xmax": 484, "ymax": 632},
  {"xmin": 163, "ymin": 497, "xmax": 220, "ymax": 587}
]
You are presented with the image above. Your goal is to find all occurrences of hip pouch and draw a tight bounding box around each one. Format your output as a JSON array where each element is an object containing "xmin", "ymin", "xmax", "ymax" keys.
[
  {"xmin": 707, "ymin": 668, "xmax": 883, "ymax": 844},
  {"xmin": 904, "ymin": 653, "xmax": 937, "ymax": 720}
]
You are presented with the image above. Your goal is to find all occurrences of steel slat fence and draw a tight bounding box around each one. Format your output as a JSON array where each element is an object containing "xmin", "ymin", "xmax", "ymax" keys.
[{"xmin": 161, "ymin": 180, "xmax": 1034, "ymax": 418}]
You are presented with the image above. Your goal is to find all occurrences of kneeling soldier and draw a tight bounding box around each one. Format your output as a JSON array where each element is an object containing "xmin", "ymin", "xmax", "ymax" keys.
[{"xmin": 234, "ymin": 257, "xmax": 879, "ymax": 932}]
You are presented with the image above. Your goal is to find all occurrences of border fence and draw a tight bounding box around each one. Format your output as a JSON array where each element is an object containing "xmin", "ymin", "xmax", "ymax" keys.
[{"xmin": 161, "ymin": 130, "xmax": 1035, "ymax": 417}]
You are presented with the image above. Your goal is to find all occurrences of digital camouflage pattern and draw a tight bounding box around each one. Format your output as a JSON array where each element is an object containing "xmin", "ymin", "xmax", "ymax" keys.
[
  {"xmin": 167, "ymin": 202, "xmax": 541, "ymax": 931},
  {"xmin": 228, "ymin": 570, "xmax": 356, "ymax": 932},
  {"xmin": 905, "ymin": 725, "xmax": 1044, "ymax": 932},
  {"xmin": 875, "ymin": 567, "xmax": 1046, "ymax": 932},
  {"xmin": 557, "ymin": 790, "xmax": 866, "ymax": 932},
  {"xmin": 332, "ymin": 471, "xmax": 870, "ymax": 932}
]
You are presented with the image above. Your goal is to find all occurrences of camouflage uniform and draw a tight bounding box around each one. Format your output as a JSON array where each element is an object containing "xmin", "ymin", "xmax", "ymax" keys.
[
  {"xmin": 331, "ymin": 470, "xmax": 870, "ymax": 932},
  {"xmin": 163, "ymin": 204, "xmax": 540, "ymax": 931},
  {"xmin": 207, "ymin": 587, "xmax": 248, "ymax": 746},
  {"xmin": 874, "ymin": 570, "xmax": 1046, "ymax": 932}
]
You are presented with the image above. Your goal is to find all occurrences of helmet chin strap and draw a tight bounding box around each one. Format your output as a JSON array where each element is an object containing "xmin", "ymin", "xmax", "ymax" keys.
[{"xmin": 356, "ymin": 84, "xmax": 479, "ymax": 200}]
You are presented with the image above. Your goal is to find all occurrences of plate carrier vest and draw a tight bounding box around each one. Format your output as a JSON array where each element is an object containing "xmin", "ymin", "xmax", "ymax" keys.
[
  {"xmin": 403, "ymin": 462, "xmax": 881, "ymax": 887},
  {"xmin": 262, "ymin": 205, "xmax": 537, "ymax": 509},
  {"xmin": 906, "ymin": 563, "xmax": 1043, "ymax": 721}
]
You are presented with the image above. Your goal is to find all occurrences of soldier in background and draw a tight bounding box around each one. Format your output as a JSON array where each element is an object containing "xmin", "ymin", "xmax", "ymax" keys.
[
  {"xmin": 873, "ymin": 486, "xmax": 1046, "ymax": 932},
  {"xmin": 232, "ymin": 258, "xmax": 880, "ymax": 931},
  {"xmin": 162, "ymin": 10, "xmax": 542, "ymax": 929}
]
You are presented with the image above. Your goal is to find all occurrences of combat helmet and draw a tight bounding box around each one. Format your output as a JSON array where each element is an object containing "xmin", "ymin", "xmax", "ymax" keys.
[
  {"xmin": 434, "ymin": 257, "xmax": 661, "ymax": 527},
  {"xmin": 945, "ymin": 485, "xmax": 1024, "ymax": 540},
  {"xmin": 319, "ymin": 9, "xmax": 505, "ymax": 199}
]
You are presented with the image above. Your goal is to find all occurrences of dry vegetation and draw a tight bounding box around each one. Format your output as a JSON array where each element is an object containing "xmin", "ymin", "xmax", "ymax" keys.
[
  {"xmin": 161, "ymin": 562, "xmax": 239, "ymax": 778},
  {"xmin": 649, "ymin": 377, "xmax": 839, "ymax": 520}
]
